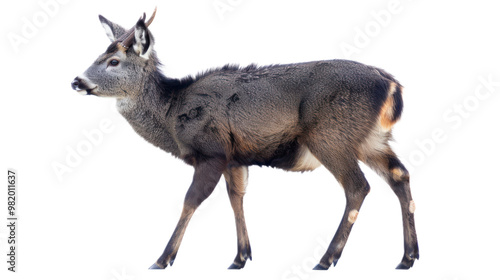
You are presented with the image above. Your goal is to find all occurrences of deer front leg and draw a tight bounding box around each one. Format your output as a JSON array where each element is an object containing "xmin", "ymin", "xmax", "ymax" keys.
[
  {"xmin": 149, "ymin": 157, "xmax": 226, "ymax": 269},
  {"xmin": 224, "ymin": 166, "xmax": 252, "ymax": 269}
]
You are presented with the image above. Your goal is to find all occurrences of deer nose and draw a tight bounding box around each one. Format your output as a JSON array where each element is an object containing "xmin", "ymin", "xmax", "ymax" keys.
[{"xmin": 71, "ymin": 77, "xmax": 81, "ymax": 90}]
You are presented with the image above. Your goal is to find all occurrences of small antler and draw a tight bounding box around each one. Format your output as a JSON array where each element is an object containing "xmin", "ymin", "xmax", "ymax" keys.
[
  {"xmin": 118, "ymin": 7, "xmax": 157, "ymax": 50},
  {"xmin": 145, "ymin": 7, "xmax": 157, "ymax": 27}
]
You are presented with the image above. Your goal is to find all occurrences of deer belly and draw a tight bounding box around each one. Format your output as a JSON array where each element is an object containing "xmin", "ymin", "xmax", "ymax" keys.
[{"xmin": 289, "ymin": 146, "xmax": 322, "ymax": 172}]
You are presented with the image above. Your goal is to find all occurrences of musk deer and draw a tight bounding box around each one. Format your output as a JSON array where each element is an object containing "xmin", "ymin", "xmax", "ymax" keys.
[{"xmin": 71, "ymin": 8, "xmax": 419, "ymax": 270}]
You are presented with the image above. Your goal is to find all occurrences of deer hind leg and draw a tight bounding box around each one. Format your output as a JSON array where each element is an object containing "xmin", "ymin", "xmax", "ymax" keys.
[
  {"xmin": 306, "ymin": 136, "xmax": 370, "ymax": 270},
  {"xmin": 359, "ymin": 134, "xmax": 419, "ymax": 269},
  {"xmin": 149, "ymin": 157, "xmax": 226, "ymax": 269},
  {"xmin": 224, "ymin": 166, "xmax": 252, "ymax": 269}
]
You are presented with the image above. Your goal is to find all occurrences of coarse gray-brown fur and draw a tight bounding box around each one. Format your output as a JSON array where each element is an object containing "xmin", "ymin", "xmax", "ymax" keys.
[{"xmin": 71, "ymin": 9, "xmax": 418, "ymax": 270}]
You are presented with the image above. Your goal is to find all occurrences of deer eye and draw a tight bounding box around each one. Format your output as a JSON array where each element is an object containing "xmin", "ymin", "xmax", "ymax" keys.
[{"xmin": 109, "ymin": 59, "xmax": 120, "ymax": 67}]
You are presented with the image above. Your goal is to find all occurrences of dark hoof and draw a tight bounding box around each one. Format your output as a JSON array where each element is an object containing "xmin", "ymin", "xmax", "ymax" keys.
[
  {"xmin": 395, "ymin": 253, "xmax": 419, "ymax": 270},
  {"xmin": 228, "ymin": 256, "xmax": 250, "ymax": 269},
  {"xmin": 395, "ymin": 262, "xmax": 411, "ymax": 270},
  {"xmin": 228, "ymin": 262, "xmax": 245, "ymax": 269},
  {"xmin": 228, "ymin": 248, "xmax": 252, "ymax": 269},
  {"xmin": 149, "ymin": 263, "xmax": 164, "ymax": 269},
  {"xmin": 313, "ymin": 263, "xmax": 329, "ymax": 270}
]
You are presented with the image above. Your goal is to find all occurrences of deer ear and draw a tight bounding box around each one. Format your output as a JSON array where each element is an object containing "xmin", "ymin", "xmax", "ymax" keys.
[
  {"xmin": 99, "ymin": 15, "xmax": 126, "ymax": 42},
  {"xmin": 133, "ymin": 19, "xmax": 153, "ymax": 59}
]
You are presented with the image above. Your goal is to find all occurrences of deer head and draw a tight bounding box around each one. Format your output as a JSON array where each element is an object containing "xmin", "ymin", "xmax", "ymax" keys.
[{"xmin": 71, "ymin": 8, "xmax": 157, "ymax": 98}]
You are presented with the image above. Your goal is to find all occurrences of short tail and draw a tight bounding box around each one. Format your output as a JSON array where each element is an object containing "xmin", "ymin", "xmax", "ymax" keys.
[{"xmin": 376, "ymin": 69, "xmax": 404, "ymax": 131}]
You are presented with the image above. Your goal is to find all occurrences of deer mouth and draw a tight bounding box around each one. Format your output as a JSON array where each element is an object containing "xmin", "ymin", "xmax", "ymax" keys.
[
  {"xmin": 86, "ymin": 87, "xmax": 97, "ymax": 96},
  {"xmin": 72, "ymin": 76, "xmax": 98, "ymax": 96},
  {"xmin": 76, "ymin": 87, "xmax": 97, "ymax": 96}
]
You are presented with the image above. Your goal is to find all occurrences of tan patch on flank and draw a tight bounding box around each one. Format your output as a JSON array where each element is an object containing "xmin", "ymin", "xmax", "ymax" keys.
[
  {"xmin": 409, "ymin": 200, "xmax": 416, "ymax": 214},
  {"xmin": 379, "ymin": 82, "xmax": 398, "ymax": 131},
  {"xmin": 348, "ymin": 210, "xmax": 359, "ymax": 224}
]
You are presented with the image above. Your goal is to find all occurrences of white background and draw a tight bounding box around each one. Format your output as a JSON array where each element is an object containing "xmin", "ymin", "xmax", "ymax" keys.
[{"xmin": 1, "ymin": 0, "xmax": 499, "ymax": 280}]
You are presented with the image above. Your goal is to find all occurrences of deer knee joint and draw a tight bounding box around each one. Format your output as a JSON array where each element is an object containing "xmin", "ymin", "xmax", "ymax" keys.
[
  {"xmin": 390, "ymin": 167, "xmax": 409, "ymax": 182},
  {"xmin": 348, "ymin": 210, "xmax": 359, "ymax": 224}
]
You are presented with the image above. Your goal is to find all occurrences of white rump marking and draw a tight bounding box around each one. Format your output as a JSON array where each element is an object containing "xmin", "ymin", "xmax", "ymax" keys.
[
  {"xmin": 290, "ymin": 146, "xmax": 322, "ymax": 172},
  {"xmin": 358, "ymin": 123, "xmax": 389, "ymax": 161}
]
